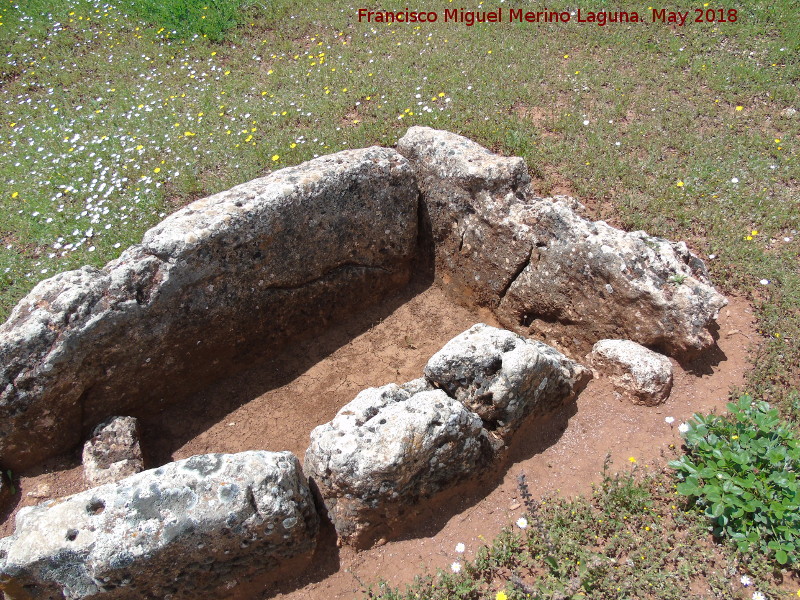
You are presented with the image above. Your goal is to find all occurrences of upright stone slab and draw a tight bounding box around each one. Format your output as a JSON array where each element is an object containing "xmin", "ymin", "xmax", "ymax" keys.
[
  {"xmin": 397, "ymin": 126, "xmax": 727, "ymax": 359},
  {"xmin": 397, "ymin": 126, "xmax": 533, "ymax": 305},
  {"xmin": 304, "ymin": 384, "xmax": 492, "ymax": 548},
  {"xmin": 0, "ymin": 147, "xmax": 418, "ymax": 471},
  {"xmin": 0, "ymin": 451, "xmax": 318, "ymax": 599},
  {"xmin": 497, "ymin": 200, "xmax": 727, "ymax": 359}
]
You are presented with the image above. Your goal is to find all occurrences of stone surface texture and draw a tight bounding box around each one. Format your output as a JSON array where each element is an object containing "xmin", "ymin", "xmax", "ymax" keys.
[
  {"xmin": 0, "ymin": 147, "xmax": 418, "ymax": 471},
  {"xmin": 305, "ymin": 324, "xmax": 590, "ymax": 548},
  {"xmin": 397, "ymin": 126, "xmax": 727, "ymax": 359},
  {"xmin": 0, "ymin": 451, "xmax": 318, "ymax": 600},
  {"xmin": 82, "ymin": 416, "xmax": 145, "ymax": 486},
  {"xmin": 304, "ymin": 384, "xmax": 492, "ymax": 548},
  {"xmin": 589, "ymin": 339, "xmax": 674, "ymax": 405},
  {"xmin": 396, "ymin": 127, "xmax": 533, "ymax": 305},
  {"xmin": 424, "ymin": 323, "xmax": 591, "ymax": 438}
]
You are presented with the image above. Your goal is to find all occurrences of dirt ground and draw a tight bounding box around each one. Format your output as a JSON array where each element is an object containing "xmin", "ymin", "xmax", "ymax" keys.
[{"xmin": 0, "ymin": 282, "xmax": 757, "ymax": 599}]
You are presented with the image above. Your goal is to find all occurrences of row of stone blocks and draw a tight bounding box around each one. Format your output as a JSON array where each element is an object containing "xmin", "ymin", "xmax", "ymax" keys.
[
  {"xmin": 0, "ymin": 127, "xmax": 726, "ymax": 473},
  {"xmin": 0, "ymin": 125, "xmax": 726, "ymax": 598},
  {"xmin": 0, "ymin": 324, "xmax": 590, "ymax": 599}
]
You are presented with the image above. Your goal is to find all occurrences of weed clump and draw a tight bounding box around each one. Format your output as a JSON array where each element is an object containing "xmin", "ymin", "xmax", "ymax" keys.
[{"xmin": 671, "ymin": 394, "xmax": 800, "ymax": 566}]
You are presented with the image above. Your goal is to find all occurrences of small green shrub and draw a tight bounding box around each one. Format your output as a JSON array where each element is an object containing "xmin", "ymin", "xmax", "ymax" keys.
[{"xmin": 670, "ymin": 395, "xmax": 800, "ymax": 565}]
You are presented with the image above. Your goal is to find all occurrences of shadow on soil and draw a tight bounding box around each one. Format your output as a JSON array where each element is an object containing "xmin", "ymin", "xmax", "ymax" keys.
[
  {"xmin": 224, "ymin": 397, "xmax": 579, "ymax": 599},
  {"xmin": 139, "ymin": 270, "xmax": 435, "ymax": 467},
  {"xmin": 385, "ymin": 400, "xmax": 579, "ymax": 546},
  {"xmin": 678, "ymin": 321, "xmax": 727, "ymax": 376}
]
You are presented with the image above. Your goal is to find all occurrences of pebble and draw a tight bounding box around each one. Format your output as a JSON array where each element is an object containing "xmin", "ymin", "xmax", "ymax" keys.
[{"xmin": 27, "ymin": 483, "xmax": 51, "ymax": 499}]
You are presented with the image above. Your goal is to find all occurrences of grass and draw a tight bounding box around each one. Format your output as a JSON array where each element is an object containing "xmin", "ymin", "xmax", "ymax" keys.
[
  {"xmin": 367, "ymin": 462, "xmax": 784, "ymax": 600},
  {"xmin": 124, "ymin": 0, "xmax": 261, "ymax": 41},
  {"xmin": 1, "ymin": 0, "xmax": 799, "ymax": 596}
]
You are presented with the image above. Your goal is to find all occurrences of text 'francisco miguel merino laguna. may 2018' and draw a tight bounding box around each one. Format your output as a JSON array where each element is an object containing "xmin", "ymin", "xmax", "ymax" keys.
[{"xmin": 356, "ymin": 7, "xmax": 740, "ymax": 27}]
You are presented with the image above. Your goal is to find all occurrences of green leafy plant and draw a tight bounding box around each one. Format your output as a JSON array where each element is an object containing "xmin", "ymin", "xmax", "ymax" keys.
[
  {"xmin": 668, "ymin": 273, "xmax": 687, "ymax": 285},
  {"xmin": 670, "ymin": 395, "xmax": 800, "ymax": 565},
  {"xmin": 5, "ymin": 469, "xmax": 15, "ymax": 496}
]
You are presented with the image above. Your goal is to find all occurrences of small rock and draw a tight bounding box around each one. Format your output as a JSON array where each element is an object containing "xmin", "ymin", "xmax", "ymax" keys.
[
  {"xmin": 26, "ymin": 483, "xmax": 50, "ymax": 499},
  {"xmin": 589, "ymin": 340, "xmax": 673, "ymax": 405},
  {"xmin": 82, "ymin": 416, "xmax": 144, "ymax": 486},
  {"xmin": 509, "ymin": 500, "xmax": 522, "ymax": 511},
  {"xmin": 782, "ymin": 107, "xmax": 797, "ymax": 117}
]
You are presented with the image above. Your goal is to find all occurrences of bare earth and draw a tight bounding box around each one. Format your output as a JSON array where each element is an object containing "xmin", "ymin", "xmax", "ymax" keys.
[{"xmin": 1, "ymin": 282, "xmax": 757, "ymax": 599}]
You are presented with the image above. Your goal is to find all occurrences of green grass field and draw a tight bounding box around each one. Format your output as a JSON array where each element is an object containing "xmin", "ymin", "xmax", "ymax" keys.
[{"xmin": 1, "ymin": 0, "xmax": 799, "ymax": 596}]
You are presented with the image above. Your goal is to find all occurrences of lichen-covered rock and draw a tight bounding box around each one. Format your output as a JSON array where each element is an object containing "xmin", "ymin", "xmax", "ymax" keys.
[
  {"xmin": 589, "ymin": 340, "xmax": 674, "ymax": 405},
  {"xmin": 397, "ymin": 126, "xmax": 727, "ymax": 359},
  {"xmin": 424, "ymin": 324, "xmax": 591, "ymax": 439},
  {"xmin": 83, "ymin": 417, "xmax": 144, "ymax": 486},
  {"xmin": 498, "ymin": 200, "xmax": 728, "ymax": 359},
  {"xmin": 304, "ymin": 385, "xmax": 491, "ymax": 548},
  {"xmin": 0, "ymin": 451, "xmax": 318, "ymax": 600},
  {"xmin": 0, "ymin": 147, "xmax": 418, "ymax": 471},
  {"xmin": 396, "ymin": 126, "xmax": 533, "ymax": 304},
  {"xmin": 304, "ymin": 324, "xmax": 591, "ymax": 549}
]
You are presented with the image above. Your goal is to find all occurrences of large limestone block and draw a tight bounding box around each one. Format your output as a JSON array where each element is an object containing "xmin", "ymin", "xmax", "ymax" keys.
[
  {"xmin": 304, "ymin": 385, "xmax": 492, "ymax": 548},
  {"xmin": 0, "ymin": 451, "xmax": 318, "ymax": 599},
  {"xmin": 497, "ymin": 199, "xmax": 728, "ymax": 359},
  {"xmin": 397, "ymin": 126, "xmax": 727, "ymax": 359},
  {"xmin": 424, "ymin": 323, "xmax": 591, "ymax": 439},
  {"xmin": 589, "ymin": 339, "xmax": 673, "ymax": 405},
  {"xmin": 0, "ymin": 147, "xmax": 418, "ymax": 471},
  {"xmin": 396, "ymin": 126, "xmax": 533, "ymax": 304}
]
